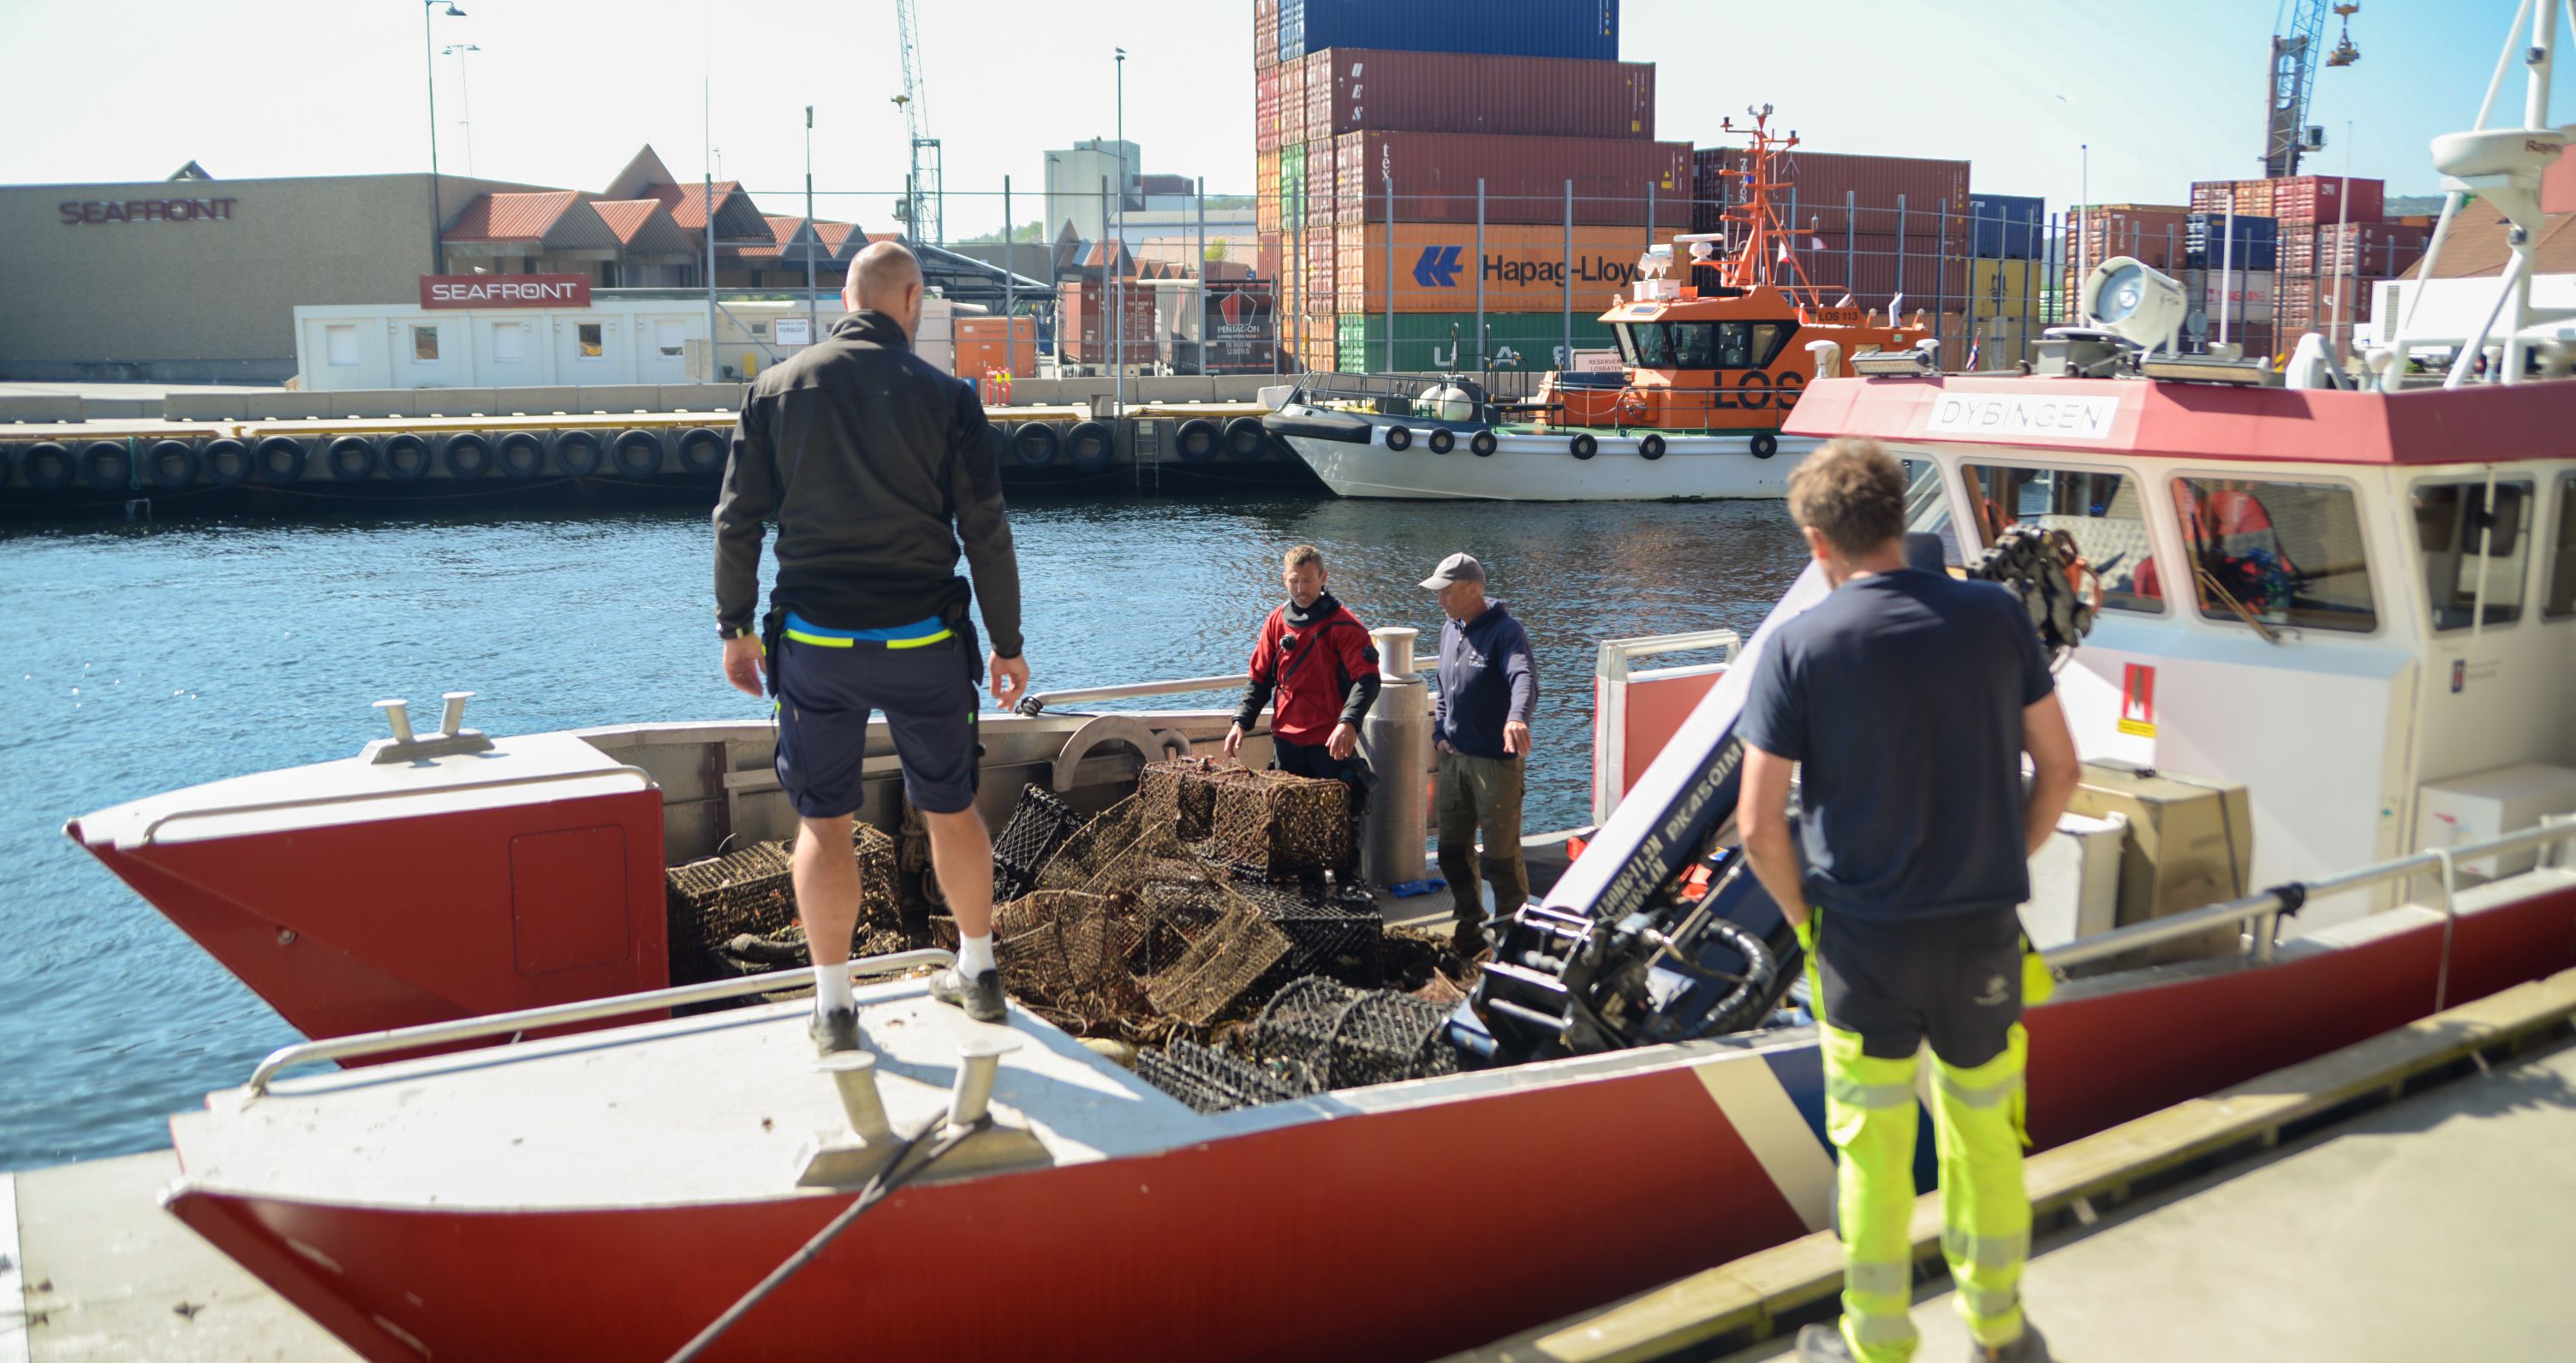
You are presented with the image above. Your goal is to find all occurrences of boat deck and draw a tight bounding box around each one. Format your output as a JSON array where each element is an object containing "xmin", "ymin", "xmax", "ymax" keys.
[{"xmin": 10, "ymin": 971, "xmax": 2573, "ymax": 1359}]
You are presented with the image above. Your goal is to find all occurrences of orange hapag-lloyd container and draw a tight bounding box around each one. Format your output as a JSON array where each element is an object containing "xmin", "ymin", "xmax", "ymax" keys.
[{"xmin": 954, "ymin": 317, "xmax": 1036, "ymax": 384}]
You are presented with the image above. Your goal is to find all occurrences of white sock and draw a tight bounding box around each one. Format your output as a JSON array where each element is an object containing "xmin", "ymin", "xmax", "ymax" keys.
[
  {"xmin": 814, "ymin": 961, "xmax": 856, "ymax": 1015},
  {"xmin": 957, "ymin": 933, "xmax": 996, "ymax": 978}
]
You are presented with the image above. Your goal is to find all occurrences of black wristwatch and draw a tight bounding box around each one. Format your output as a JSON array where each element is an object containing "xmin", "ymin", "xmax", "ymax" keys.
[{"xmin": 721, "ymin": 622, "xmax": 757, "ymax": 641}]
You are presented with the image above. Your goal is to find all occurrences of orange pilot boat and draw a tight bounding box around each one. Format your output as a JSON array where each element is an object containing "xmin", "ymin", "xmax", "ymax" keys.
[{"xmin": 1268, "ymin": 108, "xmax": 1935, "ymax": 500}]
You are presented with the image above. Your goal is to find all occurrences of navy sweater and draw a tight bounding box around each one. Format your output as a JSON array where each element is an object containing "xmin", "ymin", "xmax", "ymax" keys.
[{"xmin": 1432, "ymin": 600, "xmax": 1537, "ymax": 759}]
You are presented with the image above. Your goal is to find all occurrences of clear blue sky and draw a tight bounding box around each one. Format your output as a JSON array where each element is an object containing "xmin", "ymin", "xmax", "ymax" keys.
[{"xmin": 0, "ymin": 0, "xmax": 2553, "ymax": 235}]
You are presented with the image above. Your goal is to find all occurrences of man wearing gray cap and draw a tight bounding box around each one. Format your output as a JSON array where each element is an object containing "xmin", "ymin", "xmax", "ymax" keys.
[{"xmin": 1422, "ymin": 552, "xmax": 1536, "ymax": 956}]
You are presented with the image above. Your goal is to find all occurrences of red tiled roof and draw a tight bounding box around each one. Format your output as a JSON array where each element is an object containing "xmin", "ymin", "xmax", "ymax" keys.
[
  {"xmin": 738, "ymin": 215, "xmax": 806, "ymax": 260},
  {"xmin": 592, "ymin": 199, "xmax": 661, "ymax": 243},
  {"xmin": 444, "ymin": 190, "xmax": 584, "ymax": 242},
  {"xmin": 814, "ymin": 221, "xmax": 859, "ymax": 249},
  {"xmin": 641, "ymin": 180, "xmax": 741, "ymax": 230}
]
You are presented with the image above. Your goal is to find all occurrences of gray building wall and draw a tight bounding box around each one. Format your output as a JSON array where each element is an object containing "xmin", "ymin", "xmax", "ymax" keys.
[{"xmin": 0, "ymin": 171, "xmax": 550, "ymax": 382}]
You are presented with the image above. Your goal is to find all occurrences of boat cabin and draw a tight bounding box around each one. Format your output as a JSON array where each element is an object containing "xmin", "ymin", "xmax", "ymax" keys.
[{"xmin": 1786, "ymin": 372, "xmax": 2576, "ymax": 932}]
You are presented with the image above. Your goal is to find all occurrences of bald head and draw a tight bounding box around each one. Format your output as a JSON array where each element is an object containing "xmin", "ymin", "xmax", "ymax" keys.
[{"xmin": 844, "ymin": 241, "xmax": 926, "ymax": 338}]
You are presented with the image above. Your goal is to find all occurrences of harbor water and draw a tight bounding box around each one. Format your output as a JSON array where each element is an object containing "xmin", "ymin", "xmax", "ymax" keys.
[{"xmin": 0, "ymin": 493, "xmax": 1803, "ymax": 1169}]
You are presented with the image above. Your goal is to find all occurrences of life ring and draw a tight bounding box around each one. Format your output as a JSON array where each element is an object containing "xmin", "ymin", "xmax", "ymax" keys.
[
  {"xmin": 1173, "ymin": 417, "xmax": 1220, "ymax": 464},
  {"xmin": 200, "ymin": 437, "xmax": 252, "ymax": 488},
  {"xmin": 325, "ymin": 435, "xmax": 379, "ymax": 481},
  {"xmin": 22, "ymin": 441, "xmax": 75, "ymax": 491},
  {"xmin": 381, "ymin": 432, "xmax": 434, "ymax": 482},
  {"xmin": 498, "ymin": 430, "xmax": 548, "ymax": 479},
  {"xmin": 1011, "ymin": 422, "xmax": 1061, "ymax": 468},
  {"xmin": 1384, "ymin": 425, "xmax": 1413, "ymax": 452},
  {"xmin": 253, "ymin": 435, "xmax": 308, "ymax": 484},
  {"xmin": 1615, "ymin": 390, "xmax": 1650, "ymax": 426},
  {"xmin": 674, "ymin": 426, "xmax": 726, "ymax": 475},
  {"xmin": 1428, "ymin": 428, "xmax": 1456, "ymax": 455},
  {"xmin": 610, "ymin": 428, "xmax": 665, "ymax": 478},
  {"xmin": 1470, "ymin": 429, "xmax": 1498, "ymax": 458},
  {"xmin": 1570, "ymin": 432, "xmax": 1599, "ymax": 461},
  {"xmin": 80, "ymin": 439, "xmax": 133, "ymax": 491},
  {"xmin": 1222, "ymin": 415, "xmax": 1267, "ymax": 460},
  {"xmin": 1064, "ymin": 420, "xmax": 1114, "ymax": 473},
  {"xmin": 551, "ymin": 429, "xmax": 603, "ymax": 477},
  {"xmin": 145, "ymin": 438, "xmax": 200, "ymax": 491},
  {"xmin": 440, "ymin": 432, "xmax": 494, "ymax": 479},
  {"xmin": 1638, "ymin": 433, "xmax": 1667, "ymax": 461},
  {"xmin": 1750, "ymin": 430, "xmax": 1780, "ymax": 460}
]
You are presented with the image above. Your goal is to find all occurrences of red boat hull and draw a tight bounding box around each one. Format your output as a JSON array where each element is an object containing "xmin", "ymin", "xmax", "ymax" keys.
[{"xmin": 166, "ymin": 881, "xmax": 2576, "ymax": 1363}]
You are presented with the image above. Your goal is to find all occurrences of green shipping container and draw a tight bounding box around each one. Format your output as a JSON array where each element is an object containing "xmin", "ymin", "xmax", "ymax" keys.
[
  {"xmin": 1280, "ymin": 144, "xmax": 1307, "ymax": 220},
  {"xmin": 1333, "ymin": 311, "xmax": 1618, "ymax": 372}
]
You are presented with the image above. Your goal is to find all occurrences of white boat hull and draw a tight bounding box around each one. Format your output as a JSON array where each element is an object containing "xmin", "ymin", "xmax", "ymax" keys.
[{"xmin": 1280, "ymin": 411, "xmax": 1817, "ymax": 501}]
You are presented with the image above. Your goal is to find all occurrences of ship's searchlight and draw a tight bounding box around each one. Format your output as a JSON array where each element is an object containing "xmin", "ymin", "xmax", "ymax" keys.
[{"xmin": 2082, "ymin": 256, "xmax": 2187, "ymax": 358}]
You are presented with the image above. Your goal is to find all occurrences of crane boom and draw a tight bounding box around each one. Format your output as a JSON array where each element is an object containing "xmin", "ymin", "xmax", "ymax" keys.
[
  {"xmin": 2263, "ymin": 0, "xmax": 2329, "ymax": 176},
  {"xmin": 894, "ymin": 0, "xmax": 943, "ymax": 244}
]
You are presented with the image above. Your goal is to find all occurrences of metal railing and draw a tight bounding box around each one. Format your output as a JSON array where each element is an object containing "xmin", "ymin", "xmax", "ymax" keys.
[
  {"xmin": 243, "ymin": 949, "xmax": 956, "ymax": 1096},
  {"xmin": 2039, "ymin": 815, "xmax": 2576, "ymax": 978},
  {"xmin": 1016, "ymin": 674, "xmax": 1247, "ymax": 717},
  {"xmin": 1592, "ymin": 628, "xmax": 1742, "ymax": 825}
]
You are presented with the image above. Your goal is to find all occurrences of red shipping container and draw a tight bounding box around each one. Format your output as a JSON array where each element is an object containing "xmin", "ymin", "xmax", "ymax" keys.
[
  {"xmin": 2281, "ymin": 220, "xmax": 2429, "ymax": 277},
  {"xmin": 1696, "ymin": 147, "xmax": 1969, "ymax": 239},
  {"xmin": 1058, "ymin": 282, "xmax": 1157, "ymax": 364},
  {"xmin": 1255, "ymin": 0, "xmax": 1279, "ymax": 71},
  {"xmin": 1256, "ymin": 150, "xmax": 1283, "ymax": 234},
  {"xmin": 1310, "ymin": 49, "xmax": 1655, "ymax": 140},
  {"xmin": 1303, "ymin": 137, "xmax": 1339, "ymax": 228},
  {"xmin": 1257, "ymin": 231, "xmax": 1285, "ymax": 281},
  {"xmin": 2072, "ymin": 206, "xmax": 2191, "ymax": 272},
  {"xmin": 2269, "ymin": 176, "xmax": 2383, "ymax": 227},
  {"xmin": 1279, "ymin": 55, "xmax": 1307, "ymax": 146},
  {"xmin": 1256, "ymin": 68, "xmax": 1280, "ymax": 154},
  {"xmin": 1327, "ymin": 131, "xmax": 1691, "ymax": 229}
]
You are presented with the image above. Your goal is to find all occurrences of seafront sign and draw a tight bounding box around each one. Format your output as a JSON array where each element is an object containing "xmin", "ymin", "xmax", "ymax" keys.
[
  {"xmin": 418, "ymin": 275, "xmax": 593, "ymax": 309},
  {"xmin": 60, "ymin": 198, "xmax": 238, "ymax": 223}
]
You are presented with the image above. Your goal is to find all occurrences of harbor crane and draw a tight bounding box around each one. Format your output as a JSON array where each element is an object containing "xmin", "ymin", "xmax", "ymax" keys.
[
  {"xmin": 892, "ymin": 0, "xmax": 943, "ymax": 244},
  {"xmin": 2263, "ymin": 0, "xmax": 2360, "ymax": 177}
]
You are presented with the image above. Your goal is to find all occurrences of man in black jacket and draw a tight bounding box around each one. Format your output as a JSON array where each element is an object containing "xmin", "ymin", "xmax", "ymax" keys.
[{"xmin": 714, "ymin": 241, "xmax": 1029, "ymax": 1053}]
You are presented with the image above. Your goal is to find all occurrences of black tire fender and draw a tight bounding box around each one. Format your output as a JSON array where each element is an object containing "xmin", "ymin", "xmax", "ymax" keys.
[
  {"xmin": 325, "ymin": 434, "xmax": 379, "ymax": 481},
  {"xmin": 79, "ymin": 439, "xmax": 134, "ymax": 491},
  {"xmin": 610, "ymin": 428, "xmax": 665, "ymax": 478},
  {"xmin": 1750, "ymin": 430, "xmax": 1780, "ymax": 460},
  {"xmin": 253, "ymin": 435, "xmax": 308, "ymax": 484},
  {"xmin": 200, "ymin": 437, "xmax": 253, "ymax": 488},
  {"xmin": 1173, "ymin": 417, "xmax": 1220, "ymax": 464},
  {"xmin": 498, "ymin": 430, "xmax": 548, "ymax": 479},
  {"xmin": 675, "ymin": 426, "xmax": 726, "ymax": 475},
  {"xmin": 1639, "ymin": 433, "xmax": 1667, "ymax": 461},
  {"xmin": 381, "ymin": 432, "xmax": 434, "ymax": 482},
  {"xmin": 1012, "ymin": 422, "xmax": 1062, "ymax": 468},
  {"xmin": 145, "ymin": 438, "xmax": 201, "ymax": 491},
  {"xmin": 1384, "ymin": 425, "xmax": 1413, "ymax": 452},
  {"xmin": 440, "ymin": 432, "xmax": 495, "ymax": 479},
  {"xmin": 551, "ymin": 429, "xmax": 603, "ymax": 477},
  {"xmin": 1222, "ymin": 415, "xmax": 1267, "ymax": 460},
  {"xmin": 1428, "ymin": 428, "xmax": 1456, "ymax": 455},
  {"xmin": 1064, "ymin": 420, "xmax": 1115, "ymax": 472},
  {"xmin": 1470, "ymin": 429, "xmax": 1498, "ymax": 457},
  {"xmin": 1570, "ymin": 432, "xmax": 1599, "ymax": 461},
  {"xmin": 22, "ymin": 441, "xmax": 75, "ymax": 491}
]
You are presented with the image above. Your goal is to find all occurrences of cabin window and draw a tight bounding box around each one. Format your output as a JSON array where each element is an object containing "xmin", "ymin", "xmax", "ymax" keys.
[
  {"xmin": 1962, "ymin": 464, "xmax": 2163, "ymax": 613},
  {"xmin": 2172, "ymin": 477, "xmax": 2377, "ymax": 634},
  {"xmin": 2413, "ymin": 479, "xmax": 2532, "ymax": 629},
  {"xmin": 2548, "ymin": 474, "xmax": 2576, "ymax": 619},
  {"xmin": 1904, "ymin": 459, "xmax": 1963, "ymax": 565},
  {"xmin": 1610, "ymin": 321, "xmax": 1797, "ymax": 371}
]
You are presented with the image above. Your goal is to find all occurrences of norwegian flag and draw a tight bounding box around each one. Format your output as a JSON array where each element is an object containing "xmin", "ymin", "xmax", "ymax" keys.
[{"xmin": 1965, "ymin": 336, "xmax": 1983, "ymax": 370}]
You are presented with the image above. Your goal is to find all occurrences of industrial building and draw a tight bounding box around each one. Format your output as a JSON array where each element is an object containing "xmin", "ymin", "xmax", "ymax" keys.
[{"xmin": 0, "ymin": 146, "xmax": 1035, "ymax": 384}]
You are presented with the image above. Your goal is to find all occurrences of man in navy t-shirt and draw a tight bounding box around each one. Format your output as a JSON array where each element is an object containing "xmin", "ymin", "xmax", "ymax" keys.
[{"xmin": 1736, "ymin": 440, "xmax": 2079, "ymax": 1363}]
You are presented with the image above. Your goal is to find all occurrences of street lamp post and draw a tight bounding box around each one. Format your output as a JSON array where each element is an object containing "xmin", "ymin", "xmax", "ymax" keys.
[
  {"xmin": 804, "ymin": 105, "xmax": 818, "ymax": 341},
  {"xmin": 420, "ymin": 1, "xmax": 466, "ymax": 276},
  {"xmin": 1113, "ymin": 46, "xmax": 1125, "ymax": 418},
  {"xmin": 443, "ymin": 43, "xmax": 480, "ymax": 178}
]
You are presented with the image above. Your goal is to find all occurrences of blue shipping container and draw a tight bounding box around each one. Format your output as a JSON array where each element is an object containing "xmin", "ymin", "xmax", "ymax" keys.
[
  {"xmin": 1968, "ymin": 193, "xmax": 2045, "ymax": 259},
  {"xmin": 2185, "ymin": 213, "xmax": 2279, "ymax": 271},
  {"xmin": 1279, "ymin": 0, "xmax": 1618, "ymax": 64}
]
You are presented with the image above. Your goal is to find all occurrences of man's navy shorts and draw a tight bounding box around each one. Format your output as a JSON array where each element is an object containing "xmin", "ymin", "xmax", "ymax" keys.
[{"xmin": 772, "ymin": 622, "xmax": 981, "ymax": 818}]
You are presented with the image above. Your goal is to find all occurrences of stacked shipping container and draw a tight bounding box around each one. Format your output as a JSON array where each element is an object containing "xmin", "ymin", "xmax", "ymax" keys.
[
  {"xmin": 1259, "ymin": 1, "xmax": 1692, "ymax": 372},
  {"xmin": 2191, "ymin": 176, "xmax": 2394, "ymax": 353}
]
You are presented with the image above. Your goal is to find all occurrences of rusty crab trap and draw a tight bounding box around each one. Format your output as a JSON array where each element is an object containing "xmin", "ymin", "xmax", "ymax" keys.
[
  {"xmin": 676, "ymin": 824, "xmax": 908, "ymax": 984},
  {"xmin": 1140, "ymin": 759, "xmax": 1354, "ymax": 878},
  {"xmin": 991, "ymin": 784, "xmax": 1088, "ymax": 905}
]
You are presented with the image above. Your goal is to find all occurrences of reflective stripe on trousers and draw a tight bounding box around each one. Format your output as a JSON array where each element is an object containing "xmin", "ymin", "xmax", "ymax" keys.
[{"xmin": 1808, "ymin": 914, "xmax": 2034, "ymax": 1361}]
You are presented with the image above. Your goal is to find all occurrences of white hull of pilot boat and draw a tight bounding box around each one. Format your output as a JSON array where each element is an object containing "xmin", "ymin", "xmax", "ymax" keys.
[{"xmin": 1279, "ymin": 408, "xmax": 1822, "ymax": 501}]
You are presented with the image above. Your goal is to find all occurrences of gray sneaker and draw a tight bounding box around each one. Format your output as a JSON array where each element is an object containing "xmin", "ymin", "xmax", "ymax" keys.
[
  {"xmin": 1973, "ymin": 1324, "xmax": 2048, "ymax": 1363},
  {"xmin": 1794, "ymin": 1323, "xmax": 1858, "ymax": 1363},
  {"xmin": 927, "ymin": 967, "xmax": 1006, "ymax": 1023},
  {"xmin": 809, "ymin": 1007, "xmax": 861, "ymax": 1057}
]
